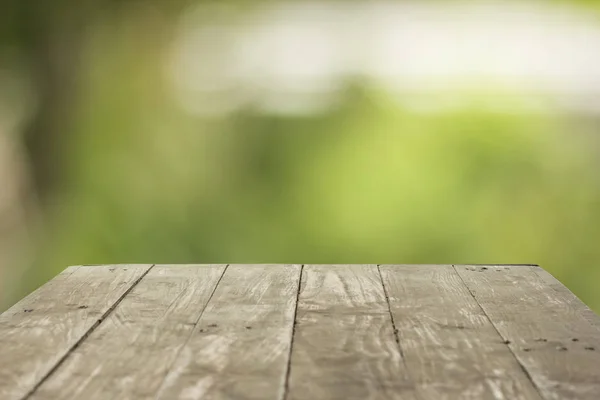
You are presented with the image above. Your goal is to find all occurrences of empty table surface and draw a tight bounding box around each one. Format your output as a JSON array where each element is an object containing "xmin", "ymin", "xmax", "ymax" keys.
[{"xmin": 0, "ymin": 264, "xmax": 599, "ymax": 400}]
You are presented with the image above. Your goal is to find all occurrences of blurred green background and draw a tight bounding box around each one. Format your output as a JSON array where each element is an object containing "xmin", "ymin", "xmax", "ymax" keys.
[{"xmin": 1, "ymin": 0, "xmax": 600, "ymax": 312}]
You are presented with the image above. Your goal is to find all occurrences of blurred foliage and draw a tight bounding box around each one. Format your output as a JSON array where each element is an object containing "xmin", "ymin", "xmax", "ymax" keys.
[
  {"xmin": 23, "ymin": 80, "xmax": 600, "ymax": 312},
  {"xmin": 2, "ymin": 0, "xmax": 600, "ymax": 314}
]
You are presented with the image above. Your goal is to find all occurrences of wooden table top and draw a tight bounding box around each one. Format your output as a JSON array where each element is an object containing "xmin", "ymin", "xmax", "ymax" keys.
[{"xmin": 0, "ymin": 264, "xmax": 599, "ymax": 400}]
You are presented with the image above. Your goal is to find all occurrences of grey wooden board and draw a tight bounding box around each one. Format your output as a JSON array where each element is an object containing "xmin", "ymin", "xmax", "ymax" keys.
[
  {"xmin": 1, "ymin": 264, "xmax": 600, "ymax": 400},
  {"xmin": 0, "ymin": 264, "xmax": 152, "ymax": 400},
  {"xmin": 532, "ymin": 267, "xmax": 600, "ymax": 332},
  {"xmin": 155, "ymin": 264, "xmax": 302, "ymax": 400},
  {"xmin": 456, "ymin": 265, "xmax": 600, "ymax": 400},
  {"xmin": 287, "ymin": 264, "xmax": 417, "ymax": 400},
  {"xmin": 29, "ymin": 264, "xmax": 226, "ymax": 400},
  {"xmin": 380, "ymin": 264, "xmax": 542, "ymax": 400}
]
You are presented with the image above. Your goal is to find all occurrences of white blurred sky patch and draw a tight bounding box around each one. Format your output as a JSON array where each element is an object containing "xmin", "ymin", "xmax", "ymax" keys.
[{"xmin": 168, "ymin": 0, "xmax": 600, "ymax": 116}]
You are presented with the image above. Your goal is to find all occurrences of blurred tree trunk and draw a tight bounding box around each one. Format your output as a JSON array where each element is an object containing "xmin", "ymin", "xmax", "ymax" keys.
[
  {"xmin": 0, "ymin": 1, "xmax": 186, "ymax": 309},
  {"xmin": 17, "ymin": 3, "xmax": 91, "ymax": 201},
  {"xmin": 0, "ymin": 1, "xmax": 94, "ymax": 309},
  {"xmin": 13, "ymin": 0, "xmax": 183, "ymax": 200},
  {"xmin": 0, "ymin": 133, "xmax": 39, "ymax": 310}
]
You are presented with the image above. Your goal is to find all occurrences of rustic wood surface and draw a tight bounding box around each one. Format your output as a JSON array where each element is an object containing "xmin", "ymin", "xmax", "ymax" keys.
[
  {"xmin": 380, "ymin": 264, "xmax": 542, "ymax": 400},
  {"xmin": 287, "ymin": 265, "xmax": 416, "ymax": 400},
  {"xmin": 456, "ymin": 265, "xmax": 600, "ymax": 400},
  {"xmin": 0, "ymin": 265, "xmax": 153, "ymax": 400},
  {"xmin": 0, "ymin": 264, "xmax": 599, "ymax": 400},
  {"xmin": 532, "ymin": 267, "xmax": 600, "ymax": 332},
  {"xmin": 30, "ymin": 265, "xmax": 226, "ymax": 400},
  {"xmin": 156, "ymin": 264, "xmax": 302, "ymax": 400}
]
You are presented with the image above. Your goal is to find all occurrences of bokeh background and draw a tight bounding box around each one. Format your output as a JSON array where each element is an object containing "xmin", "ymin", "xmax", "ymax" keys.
[{"xmin": 2, "ymin": 0, "xmax": 600, "ymax": 312}]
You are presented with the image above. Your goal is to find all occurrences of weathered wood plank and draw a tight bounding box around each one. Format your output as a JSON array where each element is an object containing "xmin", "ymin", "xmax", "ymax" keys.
[
  {"xmin": 456, "ymin": 265, "xmax": 600, "ymax": 400},
  {"xmin": 532, "ymin": 267, "xmax": 600, "ymax": 332},
  {"xmin": 380, "ymin": 264, "xmax": 542, "ymax": 400},
  {"xmin": 0, "ymin": 264, "xmax": 152, "ymax": 400},
  {"xmin": 156, "ymin": 264, "xmax": 302, "ymax": 400},
  {"xmin": 287, "ymin": 264, "xmax": 416, "ymax": 400},
  {"xmin": 29, "ymin": 264, "xmax": 227, "ymax": 400}
]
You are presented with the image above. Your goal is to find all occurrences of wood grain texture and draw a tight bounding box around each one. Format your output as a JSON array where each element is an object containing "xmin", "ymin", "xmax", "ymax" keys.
[
  {"xmin": 380, "ymin": 264, "xmax": 542, "ymax": 400},
  {"xmin": 456, "ymin": 265, "xmax": 600, "ymax": 400},
  {"xmin": 287, "ymin": 265, "xmax": 416, "ymax": 400},
  {"xmin": 29, "ymin": 264, "xmax": 227, "ymax": 400},
  {"xmin": 2, "ymin": 264, "xmax": 599, "ymax": 400},
  {"xmin": 532, "ymin": 267, "xmax": 600, "ymax": 332},
  {"xmin": 156, "ymin": 264, "xmax": 302, "ymax": 400},
  {"xmin": 0, "ymin": 264, "xmax": 152, "ymax": 400}
]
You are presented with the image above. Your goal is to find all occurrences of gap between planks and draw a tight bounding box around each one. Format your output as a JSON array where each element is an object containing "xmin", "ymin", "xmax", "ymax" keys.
[
  {"xmin": 153, "ymin": 264, "xmax": 302, "ymax": 399},
  {"xmin": 283, "ymin": 265, "xmax": 304, "ymax": 400},
  {"xmin": 376, "ymin": 265, "xmax": 412, "ymax": 382},
  {"xmin": 152, "ymin": 264, "xmax": 230, "ymax": 396},
  {"xmin": 451, "ymin": 264, "xmax": 543, "ymax": 400},
  {"xmin": 22, "ymin": 264, "xmax": 156, "ymax": 400}
]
